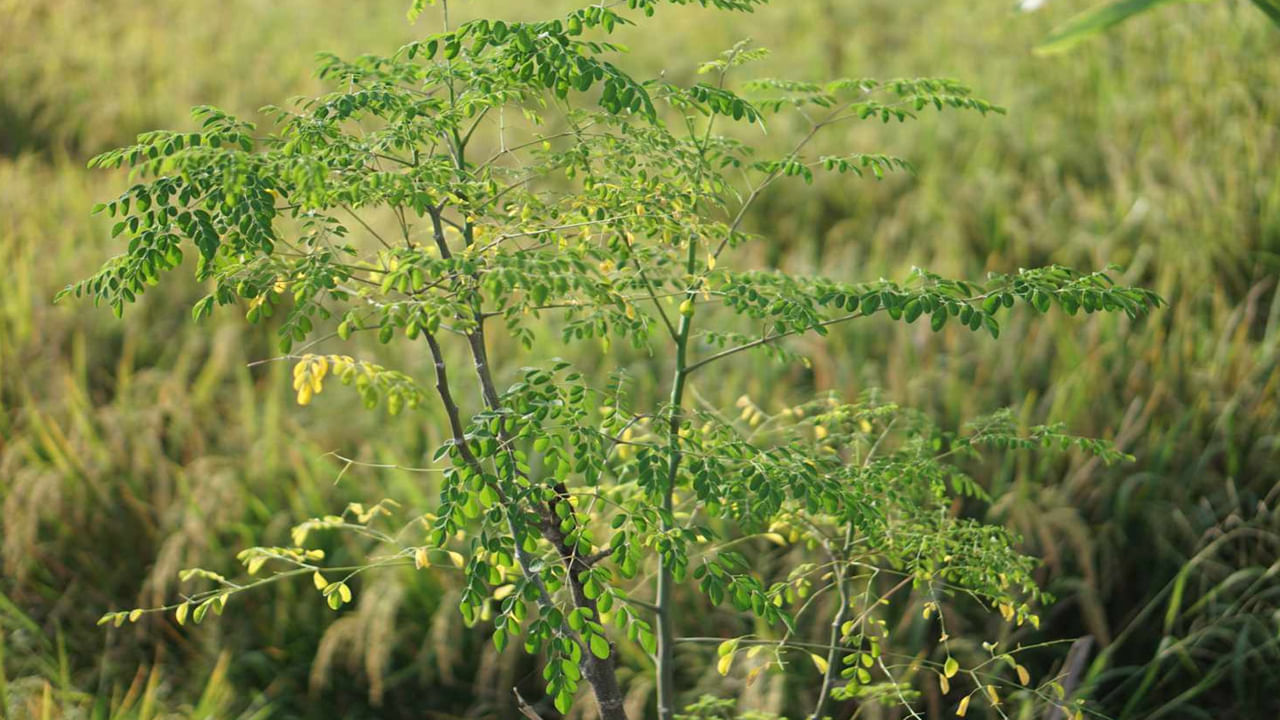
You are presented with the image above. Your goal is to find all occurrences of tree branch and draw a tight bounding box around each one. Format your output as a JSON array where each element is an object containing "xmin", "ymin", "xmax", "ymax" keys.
[{"xmin": 685, "ymin": 310, "xmax": 867, "ymax": 375}]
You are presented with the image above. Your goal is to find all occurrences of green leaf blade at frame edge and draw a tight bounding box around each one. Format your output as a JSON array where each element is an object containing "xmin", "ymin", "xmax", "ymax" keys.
[{"xmin": 1034, "ymin": 0, "xmax": 1188, "ymax": 56}]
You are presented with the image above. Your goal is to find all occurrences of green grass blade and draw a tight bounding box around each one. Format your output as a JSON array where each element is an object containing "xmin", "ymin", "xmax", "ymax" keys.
[
  {"xmin": 1251, "ymin": 0, "xmax": 1280, "ymax": 25},
  {"xmin": 1035, "ymin": 0, "xmax": 1187, "ymax": 55}
]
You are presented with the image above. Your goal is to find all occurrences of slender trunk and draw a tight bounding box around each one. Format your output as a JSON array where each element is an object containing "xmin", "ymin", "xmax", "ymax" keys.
[
  {"xmin": 432, "ymin": 108, "xmax": 629, "ymax": 716},
  {"xmin": 422, "ymin": 200, "xmax": 629, "ymax": 719},
  {"xmin": 422, "ymin": 330, "xmax": 553, "ymax": 608},
  {"xmin": 656, "ymin": 242, "xmax": 699, "ymax": 720},
  {"xmin": 464, "ymin": 319, "xmax": 629, "ymax": 720}
]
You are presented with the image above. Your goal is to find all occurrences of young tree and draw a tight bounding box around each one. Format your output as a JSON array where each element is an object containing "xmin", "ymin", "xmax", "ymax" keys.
[{"xmin": 66, "ymin": 1, "xmax": 1159, "ymax": 717}]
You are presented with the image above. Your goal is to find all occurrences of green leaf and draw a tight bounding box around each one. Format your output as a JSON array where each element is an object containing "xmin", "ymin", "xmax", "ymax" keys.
[
  {"xmin": 554, "ymin": 688, "xmax": 573, "ymax": 714},
  {"xmin": 903, "ymin": 298, "xmax": 924, "ymax": 323},
  {"xmin": 589, "ymin": 634, "xmax": 610, "ymax": 660},
  {"xmin": 930, "ymin": 309, "xmax": 947, "ymax": 332},
  {"xmin": 191, "ymin": 296, "xmax": 215, "ymax": 322},
  {"xmin": 982, "ymin": 314, "xmax": 1000, "ymax": 339},
  {"xmin": 1031, "ymin": 290, "xmax": 1051, "ymax": 313},
  {"xmin": 406, "ymin": 0, "xmax": 432, "ymax": 23},
  {"xmin": 638, "ymin": 627, "xmax": 657, "ymax": 655}
]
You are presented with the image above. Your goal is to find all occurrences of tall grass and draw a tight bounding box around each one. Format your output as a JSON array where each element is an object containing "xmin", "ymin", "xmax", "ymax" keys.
[{"xmin": 2, "ymin": 0, "xmax": 1277, "ymax": 717}]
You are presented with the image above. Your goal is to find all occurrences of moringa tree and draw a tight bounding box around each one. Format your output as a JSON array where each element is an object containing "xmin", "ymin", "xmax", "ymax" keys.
[{"xmin": 66, "ymin": 1, "xmax": 1159, "ymax": 718}]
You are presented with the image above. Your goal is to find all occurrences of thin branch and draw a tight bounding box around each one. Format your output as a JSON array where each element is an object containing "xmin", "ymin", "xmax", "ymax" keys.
[
  {"xmin": 341, "ymin": 204, "xmax": 394, "ymax": 251},
  {"xmin": 711, "ymin": 101, "xmax": 854, "ymax": 260},
  {"xmin": 514, "ymin": 689, "xmax": 547, "ymax": 720},
  {"xmin": 620, "ymin": 231, "xmax": 678, "ymax": 340},
  {"xmin": 685, "ymin": 310, "xmax": 868, "ymax": 374}
]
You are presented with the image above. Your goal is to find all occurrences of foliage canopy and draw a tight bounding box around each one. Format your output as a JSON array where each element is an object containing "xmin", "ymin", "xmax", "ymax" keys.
[{"xmin": 65, "ymin": 1, "xmax": 1160, "ymax": 717}]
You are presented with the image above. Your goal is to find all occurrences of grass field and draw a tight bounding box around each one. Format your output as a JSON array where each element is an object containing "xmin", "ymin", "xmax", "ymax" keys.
[{"xmin": 2, "ymin": 1, "xmax": 1278, "ymax": 718}]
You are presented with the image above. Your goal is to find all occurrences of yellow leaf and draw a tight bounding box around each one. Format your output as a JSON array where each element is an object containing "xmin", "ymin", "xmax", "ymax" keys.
[
  {"xmin": 985, "ymin": 685, "xmax": 999, "ymax": 704},
  {"xmin": 716, "ymin": 652, "xmax": 734, "ymax": 676},
  {"xmin": 956, "ymin": 695, "xmax": 970, "ymax": 717},
  {"xmin": 809, "ymin": 653, "xmax": 829, "ymax": 674},
  {"xmin": 338, "ymin": 583, "xmax": 352, "ymax": 603},
  {"xmin": 447, "ymin": 551, "xmax": 465, "ymax": 568},
  {"xmin": 493, "ymin": 584, "xmax": 516, "ymax": 600},
  {"xmin": 939, "ymin": 673, "xmax": 950, "ymax": 694},
  {"xmin": 944, "ymin": 656, "xmax": 959, "ymax": 678},
  {"xmin": 414, "ymin": 548, "xmax": 430, "ymax": 569},
  {"xmin": 246, "ymin": 556, "xmax": 266, "ymax": 576},
  {"xmin": 1016, "ymin": 664, "xmax": 1031, "ymax": 686}
]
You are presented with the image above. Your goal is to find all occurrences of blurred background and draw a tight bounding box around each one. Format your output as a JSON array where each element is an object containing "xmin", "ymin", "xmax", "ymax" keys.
[{"xmin": 2, "ymin": 0, "xmax": 1277, "ymax": 718}]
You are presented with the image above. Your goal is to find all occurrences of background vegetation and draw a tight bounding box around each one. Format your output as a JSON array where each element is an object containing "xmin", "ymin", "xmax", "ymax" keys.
[{"xmin": 2, "ymin": 0, "xmax": 1276, "ymax": 718}]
